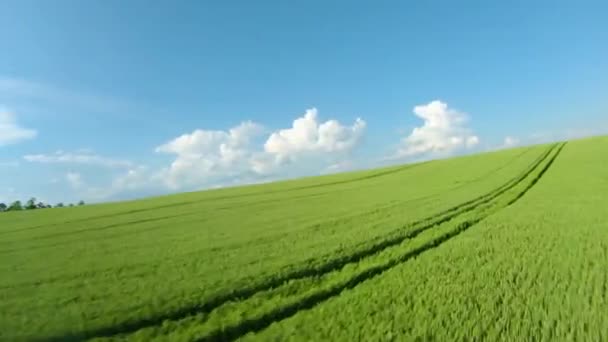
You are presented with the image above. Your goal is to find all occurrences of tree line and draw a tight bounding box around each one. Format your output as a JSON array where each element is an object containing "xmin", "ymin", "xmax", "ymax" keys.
[{"xmin": 0, "ymin": 198, "xmax": 85, "ymax": 212}]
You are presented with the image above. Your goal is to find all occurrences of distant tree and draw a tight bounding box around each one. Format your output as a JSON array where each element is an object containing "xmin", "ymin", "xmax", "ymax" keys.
[
  {"xmin": 78, "ymin": 200, "xmax": 85, "ymax": 206},
  {"xmin": 55, "ymin": 203, "xmax": 64, "ymax": 208},
  {"xmin": 0, "ymin": 203, "xmax": 6, "ymax": 212},
  {"xmin": 8, "ymin": 201, "xmax": 23, "ymax": 211},
  {"xmin": 25, "ymin": 197, "xmax": 37, "ymax": 210},
  {"xmin": 46, "ymin": 204, "xmax": 53, "ymax": 209},
  {"xmin": 68, "ymin": 203, "xmax": 74, "ymax": 207},
  {"xmin": 36, "ymin": 202, "xmax": 47, "ymax": 209}
]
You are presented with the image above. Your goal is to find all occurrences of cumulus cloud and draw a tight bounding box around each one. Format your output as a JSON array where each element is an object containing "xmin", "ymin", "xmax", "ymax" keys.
[
  {"xmin": 155, "ymin": 108, "xmax": 366, "ymax": 190},
  {"xmin": 0, "ymin": 110, "xmax": 37, "ymax": 146},
  {"xmin": 394, "ymin": 100, "xmax": 479, "ymax": 159},
  {"xmin": 155, "ymin": 121, "xmax": 265, "ymax": 189},
  {"xmin": 37, "ymin": 108, "xmax": 367, "ymax": 201},
  {"xmin": 156, "ymin": 121, "xmax": 263, "ymax": 159},
  {"xmin": 250, "ymin": 153, "xmax": 278, "ymax": 175},
  {"xmin": 264, "ymin": 108, "xmax": 366, "ymax": 160},
  {"xmin": 258, "ymin": 108, "xmax": 366, "ymax": 174},
  {"xmin": 23, "ymin": 150, "xmax": 134, "ymax": 168}
]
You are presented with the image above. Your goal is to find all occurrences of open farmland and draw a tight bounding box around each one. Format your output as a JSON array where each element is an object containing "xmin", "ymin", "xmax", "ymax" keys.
[{"xmin": 1, "ymin": 136, "xmax": 607, "ymax": 341}]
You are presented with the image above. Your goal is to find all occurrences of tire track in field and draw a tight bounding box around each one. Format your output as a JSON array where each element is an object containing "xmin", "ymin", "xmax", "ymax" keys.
[
  {"xmin": 0, "ymin": 196, "xmax": 427, "ymax": 291},
  {"xmin": 0, "ymin": 183, "xmax": 429, "ymax": 260},
  {"xmin": 3, "ymin": 147, "xmax": 529, "ymax": 239},
  {"xmin": 193, "ymin": 142, "xmax": 566, "ymax": 342},
  {"xmin": 0, "ymin": 186, "xmax": 453, "ymax": 291},
  {"xmin": 1, "ymin": 163, "xmax": 425, "ymax": 236},
  {"xmin": 507, "ymin": 143, "xmax": 565, "ymax": 205},
  {"xmin": 2, "ymin": 148, "xmax": 531, "ymax": 252},
  {"xmin": 3, "ymin": 146, "xmax": 536, "ymax": 249},
  {"xmin": 38, "ymin": 145, "xmax": 558, "ymax": 342},
  {"xmin": 462, "ymin": 147, "xmax": 534, "ymax": 185}
]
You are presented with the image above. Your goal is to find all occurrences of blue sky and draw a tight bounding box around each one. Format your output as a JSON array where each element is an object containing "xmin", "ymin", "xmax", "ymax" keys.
[{"xmin": 1, "ymin": 0, "xmax": 607, "ymax": 204}]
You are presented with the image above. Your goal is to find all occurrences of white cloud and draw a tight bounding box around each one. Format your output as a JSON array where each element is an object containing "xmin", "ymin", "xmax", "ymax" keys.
[
  {"xmin": 65, "ymin": 172, "xmax": 84, "ymax": 189},
  {"xmin": 155, "ymin": 121, "xmax": 265, "ymax": 189},
  {"xmin": 56, "ymin": 166, "xmax": 164, "ymax": 203},
  {"xmin": 252, "ymin": 108, "xmax": 366, "ymax": 177},
  {"xmin": 394, "ymin": 100, "xmax": 479, "ymax": 159},
  {"xmin": 250, "ymin": 153, "xmax": 278, "ymax": 175},
  {"xmin": 20, "ymin": 108, "xmax": 366, "ymax": 202},
  {"xmin": 110, "ymin": 166, "xmax": 164, "ymax": 193},
  {"xmin": 503, "ymin": 136, "xmax": 519, "ymax": 148},
  {"xmin": 264, "ymin": 108, "xmax": 366, "ymax": 160},
  {"xmin": 155, "ymin": 108, "xmax": 366, "ymax": 190},
  {"xmin": 0, "ymin": 110, "xmax": 37, "ymax": 146},
  {"xmin": 322, "ymin": 160, "xmax": 356, "ymax": 175},
  {"xmin": 156, "ymin": 121, "xmax": 263, "ymax": 159},
  {"xmin": 23, "ymin": 150, "xmax": 134, "ymax": 168}
]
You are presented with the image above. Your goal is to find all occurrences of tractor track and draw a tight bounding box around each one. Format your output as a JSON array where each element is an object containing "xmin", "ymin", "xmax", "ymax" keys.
[
  {"xmin": 37, "ymin": 144, "xmax": 562, "ymax": 342},
  {"xmin": 193, "ymin": 142, "xmax": 566, "ymax": 342}
]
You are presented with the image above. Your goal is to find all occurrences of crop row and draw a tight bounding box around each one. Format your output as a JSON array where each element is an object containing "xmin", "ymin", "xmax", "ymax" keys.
[
  {"xmin": 0, "ymin": 145, "xmax": 546, "ymax": 341},
  {"xmin": 243, "ymin": 137, "xmax": 607, "ymax": 341},
  {"xmin": 77, "ymin": 143, "xmax": 565, "ymax": 341}
]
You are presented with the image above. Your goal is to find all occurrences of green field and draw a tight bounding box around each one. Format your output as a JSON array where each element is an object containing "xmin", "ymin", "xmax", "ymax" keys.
[{"xmin": 2, "ymin": 136, "xmax": 607, "ymax": 341}]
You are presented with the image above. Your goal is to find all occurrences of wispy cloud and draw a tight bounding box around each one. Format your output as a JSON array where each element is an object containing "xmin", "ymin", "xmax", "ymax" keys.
[
  {"xmin": 322, "ymin": 160, "xmax": 356, "ymax": 175},
  {"xmin": 23, "ymin": 150, "xmax": 134, "ymax": 168},
  {"xmin": 0, "ymin": 110, "xmax": 37, "ymax": 146},
  {"xmin": 502, "ymin": 136, "xmax": 520, "ymax": 148},
  {"xmin": 65, "ymin": 172, "xmax": 84, "ymax": 189},
  {"xmin": 481, "ymin": 135, "xmax": 520, "ymax": 152},
  {"xmin": 62, "ymin": 166, "xmax": 167, "ymax": 203},
  {"xmin": 0, "ymin": 76, "xmax": 143, "ymax": 117}
]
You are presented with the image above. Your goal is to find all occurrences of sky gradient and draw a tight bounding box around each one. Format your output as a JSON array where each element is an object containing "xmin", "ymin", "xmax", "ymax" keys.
[{"xmin": 1, "ymin": 0, "xmax": 607, "ymax": 204}]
